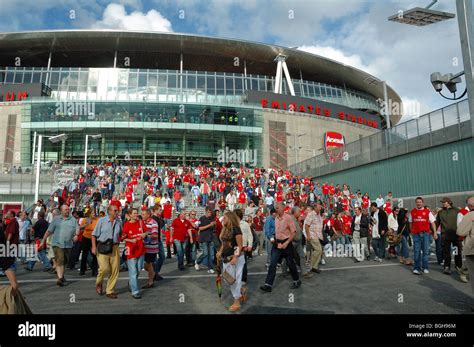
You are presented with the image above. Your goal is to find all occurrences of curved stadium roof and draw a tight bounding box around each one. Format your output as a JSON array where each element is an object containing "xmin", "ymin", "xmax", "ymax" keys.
[{"xmin": 0, "ymin": 30, "xmax": 402, "ymax": 125}]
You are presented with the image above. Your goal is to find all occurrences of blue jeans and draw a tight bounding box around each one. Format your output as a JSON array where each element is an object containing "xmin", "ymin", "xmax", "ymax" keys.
[
  {"xmin": 413, "ymin": 232, "xmax": 431, "ymax": 271},
  {"xmin": 372, "ymin": 238, "xmax": 384, "ymax": 258},
  {"xmin": 196, "ymin": 241, "xmax": 214, "ymax": 269},
  {"xmin": 173, "ymin": 240, "xmax": 186, "ymax": 269},
  {"xmin": 176, "ymin": 201, "xmax": 181, "ymax": 212},
  {"xmin": 396, "ymin": 235, "xmax": 409, "ymax": 258},
  {"xmin": 27, "ymin": 249, "xmax": 51, "ymax": 270},
  {"xmin": 153, "ymin": 242, "xmax": 165, "ymax": 274},
  {"xmin": 201, "ymin": 193, "xmax": 208, "ymax": 207},
  {"xmin": 265, "ymin": 236, "xmax": 273, "ymax": 265},
  {"xmin": 127, "ymin": 255, "xmax": 144, "ymax": 296},
  {"xmin": 185, "ymin": 240, "xmax": 197, "ymax": 264}
]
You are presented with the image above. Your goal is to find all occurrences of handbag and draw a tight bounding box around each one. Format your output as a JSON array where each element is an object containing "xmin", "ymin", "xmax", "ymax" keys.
[
  {"xmin": 222, "ymin": 267, "xmax": 236, "ymax": 285},
  {"xmin": 97, "ymin": 239, "xmax": 114, "ymax": 255}
]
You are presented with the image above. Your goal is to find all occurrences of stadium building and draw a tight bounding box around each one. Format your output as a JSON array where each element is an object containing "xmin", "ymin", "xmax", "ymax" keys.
[{"xmin": 0, "ymin": 30, "xmax": 402, "ymax": 169}]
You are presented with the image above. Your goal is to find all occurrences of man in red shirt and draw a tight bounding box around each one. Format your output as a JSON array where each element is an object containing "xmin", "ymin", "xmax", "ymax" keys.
[
  {"xmin": 110, "ymin": 194, "xmax": 122, "ymax": 213},
  {"xmin": 275, "ymin": 190, "xmax": 284, "ymax": 203},
  {"xmin": 121, "ymin": 208, "xmax": 146, "ymax": 299},
  {"xmin": 171, "ymin": 210, "xmax": 193, "ymax": 271},
  {"xmin": 173, "ymin": 190, "xmax": 182, "ymax": 212},
  {"xmin": 322, "ymin": 182, "xmax": 329, "ymax": 209},
  {"xmin": 125, "ymin": 189, "xmax": 133, "ymax": 205},
  {"xmin": 409, "ymin": 197, "xmax": 437, "ymax": 275},
  {"xmin": 341, "ymin": 212, "xmax": 353, "ymax": 254},
  {"xmin": 238, "ymin": 191, "xmax": 247, "ymax": 209},
  {"xmin": 162, "ymin": 200, "xmax": 173, "ymax": 226}
]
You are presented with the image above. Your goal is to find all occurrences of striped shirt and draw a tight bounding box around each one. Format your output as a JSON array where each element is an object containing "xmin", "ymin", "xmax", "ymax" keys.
[{"xmin": 143, "ymin": 218, "xmax": 159, "ymax": 254}]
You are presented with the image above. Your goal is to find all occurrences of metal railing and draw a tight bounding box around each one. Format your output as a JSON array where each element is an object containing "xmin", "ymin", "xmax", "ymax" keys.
[{"xmin": 289, "ymin": 99, "xmax": 472, "ymax": 177}]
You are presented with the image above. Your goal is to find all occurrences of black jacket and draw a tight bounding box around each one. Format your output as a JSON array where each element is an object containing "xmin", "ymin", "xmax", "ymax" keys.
[
  {"xmin": 351, "ymin": 214, "xmax": 370, "ymax": 238},
  {"xmin": 371, "ymin": 208, "xmax": 388, "ymax": 234}
]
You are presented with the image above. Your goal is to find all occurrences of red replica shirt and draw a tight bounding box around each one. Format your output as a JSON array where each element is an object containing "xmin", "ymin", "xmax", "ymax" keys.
[
  {"xmin": 384, "ymin": 202, "xmax": 392, "ymax": 215},
  {"xmin": 342, "ymin": 215, "xmax": 352, "ymax": 235},
  {"xmin": 322, "ymin": 184, "xmax": 329, "ymax": 195},
  {"xmin": 171, "ymin": 218, "xmax": 191, "ymax": 242},
  {"xmin": 362, "ymin": 197, "xmax": 369, "ymax": 209},
  {"xmin": 163, "ymin": 204, "xmax": 173, "ymax": 219},
  {"xmin": 276, "ymin": 191, "xmax": 283, "ymax": 202},
  {"xmin": 219, "ymin": 182, "xmax": 226, "ymax": 193},
  {"xmin": 125, "ymin": 192, "xmax": 133, "ymax": 203},
  {"xmin": 410, "ymin": 208, "xmax": 432, "ymax": 234},
  {"xmin": 342, "ymin": 198, "xmax": 349, "ymax": 211},
  {"xmin": 329, "ymin": 185, "xmax": 335, "ymax": 195},
  {"xmin": 237, "ymin": 182, "xmax": 243, "ymax": 192},
  {"xmin": 121, "ymin": 221, "xmax": 145, "ymax": 260},
  {"xmin": 238, "ymin": 192, "xmax": 247, "ymax": 204}
]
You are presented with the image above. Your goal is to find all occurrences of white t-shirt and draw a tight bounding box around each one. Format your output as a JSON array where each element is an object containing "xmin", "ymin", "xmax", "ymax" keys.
[
  {"xmin": 264, "ymin": 196, "xmax": 274, "ymax": 206},
  {"xmin": 372, "ymin": 211, "xmax": 380, "ymax": 238}
]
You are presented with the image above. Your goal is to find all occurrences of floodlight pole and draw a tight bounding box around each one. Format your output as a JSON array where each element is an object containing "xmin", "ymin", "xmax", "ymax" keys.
[
  {"xmin": 34, "ymin": 135, "xmax": 43, "ymax": 203},
  {"xmin": 456, "ymin": 0, "xmax": 474, "ymax": 137}
]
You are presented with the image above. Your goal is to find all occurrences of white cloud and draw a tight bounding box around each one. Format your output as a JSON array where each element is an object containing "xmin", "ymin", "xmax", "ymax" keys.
[
  {"xmin": 92, "ymin": 3, "xmax": 173, "ymax": 32},
  {"xmin": 298, "ymin": 45, "xmax": 375, "ymax": 74}
]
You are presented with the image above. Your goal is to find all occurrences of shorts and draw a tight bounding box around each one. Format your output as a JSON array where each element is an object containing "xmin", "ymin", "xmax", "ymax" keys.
[
  {"xmin": 144, "ymin": 253, "xmax": 157, "ymax": 263},
  {"xmin": 53, "ymin": 247, "xmax": 71, "ymax": 266}
]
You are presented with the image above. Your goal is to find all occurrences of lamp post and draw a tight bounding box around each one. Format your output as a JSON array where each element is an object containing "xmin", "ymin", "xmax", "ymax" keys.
[
  {"xmin": 34, "ymin": 133, "xmax": 67, "ymax": 203},
  {"xmin": 388, "ymin": 0, "xmax": 473, "ymax": 134},
  {"xmin": 146, "ymin": 151, "xmax": 157, "ymax": 167},
  {"xmin": 84, "ymin": 134, "xmax": 102, "ymax": 173}
]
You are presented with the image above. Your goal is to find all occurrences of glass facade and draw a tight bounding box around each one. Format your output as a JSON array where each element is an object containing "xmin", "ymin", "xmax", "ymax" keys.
[
  {"xmin": 1, "ymin": 67, "xmax": 380, "ymax": 112},
  {"xmin": 21, "ymin": 101, "xmax": 263, "ymax": 166}
]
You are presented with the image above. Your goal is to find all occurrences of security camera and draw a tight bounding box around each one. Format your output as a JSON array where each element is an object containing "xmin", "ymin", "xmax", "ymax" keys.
[
  {"xmin": 445, "ymin": 74, "xmax": 462, "ymax": 93},
  {"xmin": 430, "ymin": 72, "xmax": 444, "ymax": 92}
]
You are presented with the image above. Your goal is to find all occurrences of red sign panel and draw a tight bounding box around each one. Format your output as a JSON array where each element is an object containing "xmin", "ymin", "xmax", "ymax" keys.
[
  {"xmin": 4, "ymin": 91, "xmax": 29, "ymax": 101},
  {"xmin": 260, "ymin": 98, "xmax": 379, "ymax": 129},
  {"xmin": 323, "ymin": 131, "xmax": 345, "ymax": 163}
]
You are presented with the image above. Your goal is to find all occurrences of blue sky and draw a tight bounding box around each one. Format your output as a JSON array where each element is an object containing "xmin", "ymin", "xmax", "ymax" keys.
[{"xmin": 0, "ymin": 0, "xmax": 466, "ymax": 121}]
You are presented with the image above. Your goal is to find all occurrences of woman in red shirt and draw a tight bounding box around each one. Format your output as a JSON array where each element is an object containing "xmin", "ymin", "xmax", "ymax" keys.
[{"xmin": 121, "ymin": 208, "xmax": 146, "ymax": 299}]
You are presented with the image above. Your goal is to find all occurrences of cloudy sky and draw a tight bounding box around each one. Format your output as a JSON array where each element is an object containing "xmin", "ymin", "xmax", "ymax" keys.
[{"xmin": 0, "ymin": 0, "xmax": 465, "ymax": 122}]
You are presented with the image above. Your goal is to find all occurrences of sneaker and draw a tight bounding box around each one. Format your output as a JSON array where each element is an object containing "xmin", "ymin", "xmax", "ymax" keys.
[
  {"xmin": 290, "ymin": 280, "xmax": 302, "ymax": 289},
  {"xmin": 460, "ymin": 274, "xmax": 468, "ymax": 283},
  {"xmin": 413, "ymin": 269, "xmax": 421, "ymax": 275},
  {"xmin": 443, "ymin": 267, "xmax": 451, "ymax": 275},
  {"xmin": 374, "ymin": 256, "xmax": 379, "ymax": 262},
  {"xmin": 260, "ymin": 285, "xmax": 272, "ymax": 293},
  {"xmin": 303, "ymin": 271, "xmax": 313, "ymax": 278},
  {"xmin": 132, "ymin": 294, "xmax": 142, "ymax": 299},
  {"xmin": 194, "ymin": 263, "xmax": 200, "ymax": 271},
  {"xmin": 320, "ymin": 259, "xmax": 326, "ymax": 265},
  {"xmin": 423, "ymin": 269, "xmax": 429, "ymax": 274},
  {"xmin": 377, "ymin": 258, "xmax": 383, "ymax": 263},
  {"xmin": 207, "ymin": 269, "xmax": 215, "ymax": 274}
]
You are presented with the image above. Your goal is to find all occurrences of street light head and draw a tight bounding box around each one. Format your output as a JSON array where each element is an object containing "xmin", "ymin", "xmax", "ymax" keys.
[
  {"xmin": 430, "ymin": 72, "xmax": 446, "ymax": 92},
  {"xmin": 48, "ymin": 133, "xmax": 67, "ymax": 143},
  {"xmin": 388, "ymin": 7, "xmax": 455, "ymax": 26}
]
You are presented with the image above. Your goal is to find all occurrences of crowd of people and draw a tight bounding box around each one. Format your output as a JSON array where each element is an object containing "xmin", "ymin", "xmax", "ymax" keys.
[{"xmin": 0, "ymin": 162, "xmax": 473, "ymax": 312}]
